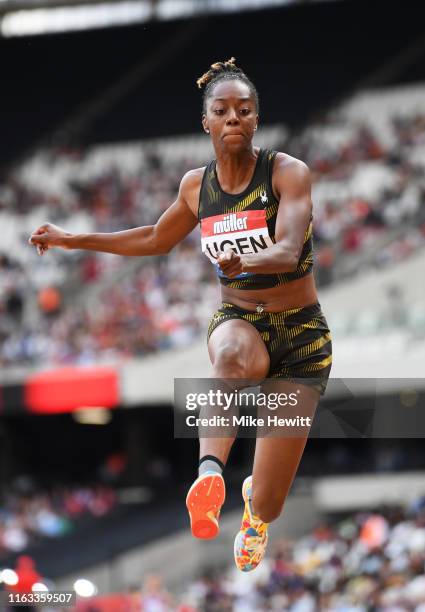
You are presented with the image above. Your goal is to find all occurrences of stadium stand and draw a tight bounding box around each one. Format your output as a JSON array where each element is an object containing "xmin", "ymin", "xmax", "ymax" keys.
[{"xmin": 68, "ymin": 493, "xmax": 425, "ymax": 610}]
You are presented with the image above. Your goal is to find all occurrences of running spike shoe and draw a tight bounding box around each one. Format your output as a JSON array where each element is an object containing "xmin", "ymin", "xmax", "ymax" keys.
[
  {"xmin": 234, "ymin": 475, "xmax": 269, "ymax": 572},
  {"xmin": 186, "ymin": 471, "xmax": 225, "ymax": 539}
]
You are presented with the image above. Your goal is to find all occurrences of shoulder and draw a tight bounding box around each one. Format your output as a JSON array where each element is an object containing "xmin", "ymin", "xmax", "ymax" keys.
[
  {"xmin": 273, "ymin": 152, "xmax": 311, "ymax": 183},
  {"xmin": 271, "ymin": 152, "xmax": 312, "ymax": 198},
  {"xmin": 178, "ymin": 166, "xmax": 207, "ymax": 216},
  {"xmin": 180, "ymin": 166, "xmax": 207, "ymax": 192}
]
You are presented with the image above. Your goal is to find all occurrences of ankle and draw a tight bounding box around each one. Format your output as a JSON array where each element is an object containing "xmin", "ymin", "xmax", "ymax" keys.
[{"xmin": 198, "ymin": 455, "xmax": 225, "ymax": 477}]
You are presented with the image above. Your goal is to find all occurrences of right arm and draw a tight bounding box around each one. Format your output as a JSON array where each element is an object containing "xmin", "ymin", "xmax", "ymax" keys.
[{"xmin": 29, "ymin": 169, "xmax": 202, "ymax": 257}]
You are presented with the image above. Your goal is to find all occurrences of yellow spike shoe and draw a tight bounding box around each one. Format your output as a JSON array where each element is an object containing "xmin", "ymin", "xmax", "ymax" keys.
[{"xmin": 234, "ymin": 475, "xmax": 269, "ymax": 572}]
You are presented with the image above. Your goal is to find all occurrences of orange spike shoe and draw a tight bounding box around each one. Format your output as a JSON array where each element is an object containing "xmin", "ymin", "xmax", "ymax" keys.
[
  {"xmin": 234, "ymin": 475, "xmax": 269, "ymax": 572},
  {"xmin": 186, "ymin": 471, "xmax": 225, "ymax": 539}
]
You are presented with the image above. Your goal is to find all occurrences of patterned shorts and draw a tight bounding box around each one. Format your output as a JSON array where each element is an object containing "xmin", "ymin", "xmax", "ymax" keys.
[{"xmin": 207, "ymin": 302, "xmax": 332, "ymax": 395}]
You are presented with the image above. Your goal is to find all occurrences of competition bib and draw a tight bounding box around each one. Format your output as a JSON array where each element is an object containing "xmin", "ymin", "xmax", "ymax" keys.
[{"xmin": 201, "ymin": 210, "xmax": 273, "ymax": 265}]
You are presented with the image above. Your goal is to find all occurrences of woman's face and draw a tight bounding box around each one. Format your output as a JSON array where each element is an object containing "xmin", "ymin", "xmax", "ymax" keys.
[{"xmin": 202, "ymin": 79, "xmax": 258, "ymax": 152}]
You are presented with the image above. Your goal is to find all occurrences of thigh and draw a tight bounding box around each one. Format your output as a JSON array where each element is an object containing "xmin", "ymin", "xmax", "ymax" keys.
[
  {"xmin": 208, "ymin": 318, "xmax": 270, "ymax": 382},
  {"xmin": 253, "ymin": 381, "xmax": 320, "ymax": 502},
  {"xmin": 268, "ymin": 305, "xmax": 332, "ymax": 395}
]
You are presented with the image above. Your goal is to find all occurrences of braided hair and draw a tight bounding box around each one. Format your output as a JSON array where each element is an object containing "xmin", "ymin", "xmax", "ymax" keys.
[{"xmin": 196, "ymin": 57, "xmax": 259, "ymax": 114}]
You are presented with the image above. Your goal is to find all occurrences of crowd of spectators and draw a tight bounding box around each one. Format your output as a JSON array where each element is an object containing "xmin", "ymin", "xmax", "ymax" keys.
[
  {"xmin": 184, "ymin": 501, "xmax": 425, "ymax": 611},
  {"xmin": 184, "ymin": 499, "xmax": 425, "ymax": 611},
  {"xmin": 0, "ymin": 479, "xmax": 117, "ymax": 557},
  {"xmin": 293, "ymin": 113, "xmax": 425, "ymax": 286},
  {"xmin": 72, "ymin": 495, "xmax": 425, "ymax": 611},
  {"xmin": 0, "ymin": 150, "xmax": 220, "ymax": 367},
  {"xmin": 1, "ymin": 95, "xmax": 425, "ymax": 367}
]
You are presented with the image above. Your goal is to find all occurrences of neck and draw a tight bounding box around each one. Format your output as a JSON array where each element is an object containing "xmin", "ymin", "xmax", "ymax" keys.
[{"xmin": 215, "ymin": 145, "xmax": 259, "ymax": 194}]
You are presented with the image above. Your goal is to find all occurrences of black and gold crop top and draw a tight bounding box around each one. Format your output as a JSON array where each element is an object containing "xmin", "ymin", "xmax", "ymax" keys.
[{"xmin": 198, "ymin": 148, "xmax": 313, "ymax": 290}]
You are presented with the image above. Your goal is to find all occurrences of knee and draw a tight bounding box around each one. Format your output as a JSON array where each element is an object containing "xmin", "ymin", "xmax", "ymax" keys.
[
  {"xmin": 213, "ymin": 342, "xmax": 268, "ymax": 381},
  {"xmin": 251, "ymin": 491, "xmax": 285, "ymax": 524},
  {"xmin": 213, "ymin": 343, "xmax": 250, "ymax": 379}
]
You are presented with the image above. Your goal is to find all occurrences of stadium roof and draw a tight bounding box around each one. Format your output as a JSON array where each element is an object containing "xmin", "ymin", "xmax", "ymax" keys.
[{"xmin": 0, "ymin": 0, "xmax": 308, "ymax": 37}]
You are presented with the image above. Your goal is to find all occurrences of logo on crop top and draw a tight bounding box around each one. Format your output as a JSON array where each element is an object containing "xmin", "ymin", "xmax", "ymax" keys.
[
  {"xmin": 201, "ymin": 210, "xmax": 273, "ymax": 267},
  {"xmin": 260, "ymin": 190, "xmax": 268, "ymax": 204},
  {"xmin": 213, "ymin": 214, "xmax": 248, "ymax": 234}
]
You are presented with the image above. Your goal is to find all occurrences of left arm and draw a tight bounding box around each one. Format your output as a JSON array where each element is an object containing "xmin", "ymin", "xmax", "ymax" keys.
[{"xmin": 218, "ymin": 155, "xmax": 312, "ymax": 277}]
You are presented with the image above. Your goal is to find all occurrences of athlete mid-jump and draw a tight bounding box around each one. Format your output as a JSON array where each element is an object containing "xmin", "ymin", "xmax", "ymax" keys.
[{"xmin": 29, "ymin": 58, "xmax": 332, "ymax": 572}]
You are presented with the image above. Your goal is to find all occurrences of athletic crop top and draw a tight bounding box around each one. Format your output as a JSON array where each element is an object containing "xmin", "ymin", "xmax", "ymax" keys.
[{"xmin": 198, "ymin": 148, "xmax": 313, "ymax": 290}]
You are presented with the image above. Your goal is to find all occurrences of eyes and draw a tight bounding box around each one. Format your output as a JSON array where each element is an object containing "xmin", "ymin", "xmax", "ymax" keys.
[{"xmin": 213, "ymin": 108, "xmax": 252, "ymax": 116}]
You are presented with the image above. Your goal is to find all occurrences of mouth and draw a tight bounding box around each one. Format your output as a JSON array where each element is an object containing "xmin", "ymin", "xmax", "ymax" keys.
[{"xmin": 223, "ymin": 133, "xmax": 245, "ymax": 139}]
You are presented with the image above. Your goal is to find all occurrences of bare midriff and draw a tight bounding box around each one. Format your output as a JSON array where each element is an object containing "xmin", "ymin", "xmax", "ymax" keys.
[{"xmin": 220, "ymin": 273, "xmax": 318, "ymax": 312}]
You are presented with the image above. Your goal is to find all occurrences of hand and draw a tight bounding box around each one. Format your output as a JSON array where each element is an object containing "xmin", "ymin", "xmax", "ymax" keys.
[
  {"xmin": 217, "ymin": 248, "xmax": 245, "ymax": 278},
  {"xmin": 28, "ymin": 222, "xmax": 72, "ymax": 255}
]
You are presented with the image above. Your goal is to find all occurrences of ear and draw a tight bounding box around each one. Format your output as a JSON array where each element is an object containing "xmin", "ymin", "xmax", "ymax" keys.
[
  {"xmin": 254, "ymin": 114, "xmax": 259, "ymax": 131},
  {"xmin": 201, "ymin": 114, "xmax": 209, "ymax": 134}
]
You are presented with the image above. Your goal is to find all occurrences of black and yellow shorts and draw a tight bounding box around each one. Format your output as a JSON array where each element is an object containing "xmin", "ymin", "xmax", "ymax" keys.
[{"xmin": 207, "ymin": 302, "xmax": 332, "ymax": 395}]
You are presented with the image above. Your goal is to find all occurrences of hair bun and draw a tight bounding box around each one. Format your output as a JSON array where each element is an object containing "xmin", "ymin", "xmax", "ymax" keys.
[{"xmin": 196, "ymin": 57, "xmax": 240, "ymax": 89}]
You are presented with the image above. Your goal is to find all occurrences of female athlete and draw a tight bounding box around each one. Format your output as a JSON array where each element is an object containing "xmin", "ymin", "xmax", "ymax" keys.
[{"xmin": 29, "ymin": 58, "xmax": 332, "ymax": 572}]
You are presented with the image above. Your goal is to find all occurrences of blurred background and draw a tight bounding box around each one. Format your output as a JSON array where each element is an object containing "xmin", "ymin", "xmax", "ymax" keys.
[{"xmin": 0, "ymin": 0, "xmax": 425, "ymax": 610}]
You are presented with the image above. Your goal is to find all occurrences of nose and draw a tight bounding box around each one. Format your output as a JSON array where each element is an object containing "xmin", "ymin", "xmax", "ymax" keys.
[{"xmin": 226, "ymin": 109, "xmax": 239, "ymax": 125}]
